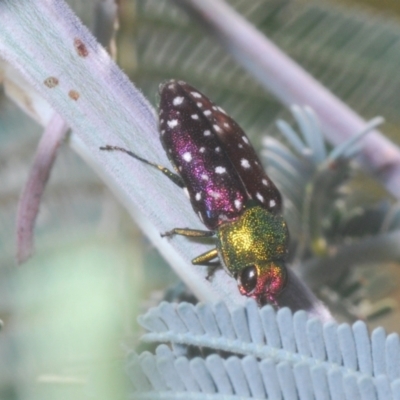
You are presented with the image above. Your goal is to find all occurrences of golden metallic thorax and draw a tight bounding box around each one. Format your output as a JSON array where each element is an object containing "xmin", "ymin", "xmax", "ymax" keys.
[{"xmin": 216, "ymin": 206, "xmax": 288, "ymax": 275}]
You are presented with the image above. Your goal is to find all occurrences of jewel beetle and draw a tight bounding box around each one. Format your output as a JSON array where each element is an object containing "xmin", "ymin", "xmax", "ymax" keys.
[{"xmin": 101, "ymin": 80, "xmax": 289, "ymax": 305}]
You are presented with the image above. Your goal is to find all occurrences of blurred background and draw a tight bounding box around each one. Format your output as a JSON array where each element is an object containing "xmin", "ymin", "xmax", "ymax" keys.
[{"xmin": 2, "ymin": 0, "xmax": 400, "ymax": 398}]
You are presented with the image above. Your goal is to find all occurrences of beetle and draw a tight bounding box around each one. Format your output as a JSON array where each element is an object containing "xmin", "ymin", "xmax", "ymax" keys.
[{"xmin": 100, "ymin": 80, "xmax": 289, "ymax": 305}]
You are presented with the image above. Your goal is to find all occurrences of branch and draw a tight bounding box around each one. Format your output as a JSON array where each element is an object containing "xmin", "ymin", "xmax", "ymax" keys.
[{"xmin": 16, "ymin": 113, "xmax": 69, "ymax": 263}]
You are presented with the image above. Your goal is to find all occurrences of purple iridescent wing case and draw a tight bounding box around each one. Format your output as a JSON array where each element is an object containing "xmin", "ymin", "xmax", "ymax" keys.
[{"xmin": 158, "ymin": 80, "xmax": 282, "ymax": 230}]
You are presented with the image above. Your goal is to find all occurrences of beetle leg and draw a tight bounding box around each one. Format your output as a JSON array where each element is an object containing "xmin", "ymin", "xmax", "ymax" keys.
[
  {"xmin": 192, "ymin": 248, "xmax": 220, "ymax": 280},
  {"xmin": 100, "ymin": 145, "xmax": 185, "ymax": 188},
  {"xmin": 206, "ymin": 264, "xmax": 221, "ymax": 281},
  {"xmin": 192, "ymin": 248, "xmax": 218, "ymax": 265},
  {"xmin": 161, "ymin": 228, "xmax": 215, "ymax": 238}
]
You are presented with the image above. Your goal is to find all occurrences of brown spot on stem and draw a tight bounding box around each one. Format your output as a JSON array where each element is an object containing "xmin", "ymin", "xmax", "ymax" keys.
[
  {"xmin": 44, "ymin": 77, "xmax": 59, "ymax": 88},
  {"xmin": 68, "ymin": 90, "xmax": 80, "ymax": 100},
  {"xmin": 74, "ymin": 38, "xmax": 88, "ymax": 57}
]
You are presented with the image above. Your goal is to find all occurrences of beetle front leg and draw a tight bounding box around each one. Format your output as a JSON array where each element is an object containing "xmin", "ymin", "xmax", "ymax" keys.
[
  {"xmin": 192, "ymin": 248, "xmax": 218, "ymax": 264},
  {"xmin": 192, "ymin": 248, "xmax": 220, "ymax": 281},
  {"xmin": 161, "ymin": 229, "xmax": 220, "ymax": 279}
]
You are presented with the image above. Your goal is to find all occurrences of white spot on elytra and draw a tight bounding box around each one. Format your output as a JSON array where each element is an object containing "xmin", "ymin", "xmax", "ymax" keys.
[
  {"xmin": 195, "ymin": 192, "xmax": 201, "ymax": 201},
  {"xmin": 204, "ymin": 130, "xmax": 211, "ymax": 136},
  {"xmin": 241, "ymin": 159, "xmax": 251, "ymax": 169},
  {"xmin": 199, "ymin": 147, "xmax": 205, "ymax": 153},
  {"xmin": 183, "ymin": 188, "xmax": 190, "ymax": 198},
  {"xmin": 201, "ymin": 174, "xmax": 209, "ymax": 181},
  {"xmin": 234, "ymin": 199, "xmax": 242, "ymax": 210},
  {"xmin": 182, "ymin": 152, "xmax": 192, "ymax": 162},
  {"xmin": 210, "ymin": 191, "xmax": 220, "ymax": 199},
  {"xmin": 213, "ymin": 124, "xmax": 222, "ymax": 132},
  {"xmin": 168, "ymin": 149, "xmax": 172, "ymax": 153},
  {"xmin": 224, "ymin": 122, "xmax": 229, "ymax": 128},
  {"xmin": 191, "ymin": 91, "xmax": 201, "ymax": 98},
  {"xmin": 204, "ymin": 110, "xmax": 211, "ymax": 116},
  {"xmin": 238, "ymin": 144, "xmax": 243, "ymax": 149},
  {"xmin": 269, "ymin": 199, "xmax": 276, "ymax": 208},
  {"xmin": 242, "ymin": 136, "xmax": 249, "ymax": 144},
  {"xmin": 217, "ymin": 106, "xmax": 226, "ymax": 114},
  {"xmin": 173, "ymin": 96, "xmax": 184, "ymax": 106},
  {"xmin": 215, "ymin": 166, "xmax": 226, "ymax": 174},
  {"xmin": 191, "ymin": 114, "xmax": 199, "ymax": 120},
  {"xmin": 212, "ymin": 106, "xmax": 217, "ymax": 110},
  {"xmin": 262, "ymin": 179, "xmax": 268, "ymax": 186},
  {"xmin": 168, "ymin": 84, "xmax": 174, "ymax": 89},
  {"xmin": 256, "ymin": 192, "xmax": 264, "ymax": 202},
  {"xmin": 160, "ymin": 119, "xmax": 164, "ymax": 123},
  {"xmin": 161, "ymin": 130, "xmax": 165, "ymax": 135},
  {"xmin": 197, "ymin": 102, "xmax": 202, "ymax": 107},
  {"xmin": 215, "ymin": 147, "xmax": 221, "ymax": 152},
  {"xmin": 168, "ymin": 119, "xmax": 178, "ymax": 128}
]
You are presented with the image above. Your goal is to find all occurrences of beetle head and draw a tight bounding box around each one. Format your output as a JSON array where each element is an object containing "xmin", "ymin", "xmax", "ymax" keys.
[{"xmin": 236, "ymin": 260, "xmax": 286, "ymax": 306}]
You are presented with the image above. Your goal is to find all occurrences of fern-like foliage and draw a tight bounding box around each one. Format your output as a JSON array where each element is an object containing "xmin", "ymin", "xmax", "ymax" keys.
[
  {"xmin": 261, "ymin": 107, "xmax": 400, "ymax": 319},
  {"xmin": 128, "ymin": 300, "xmax": 400, "ymax": 399},
  {"xmin": 262, "ymin": 107, "xmax": 386, "ymax": 260}
]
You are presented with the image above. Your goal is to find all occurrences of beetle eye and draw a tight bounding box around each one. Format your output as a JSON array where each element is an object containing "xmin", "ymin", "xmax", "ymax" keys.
[{"xmin": 238, "ymin": 265, "xmax": 257, "ymax": 294}]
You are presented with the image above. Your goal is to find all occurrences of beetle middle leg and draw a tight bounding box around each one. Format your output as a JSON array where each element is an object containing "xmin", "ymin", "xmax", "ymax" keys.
[{"xmin": 161, "ymin": 228, "xmax": 215, "ymax": 238}]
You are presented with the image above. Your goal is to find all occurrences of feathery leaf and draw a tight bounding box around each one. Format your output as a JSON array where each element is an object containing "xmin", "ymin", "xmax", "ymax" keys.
[{"xmin": 129, "ymin": 300, "xmax": 400, "ymax": 399}]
